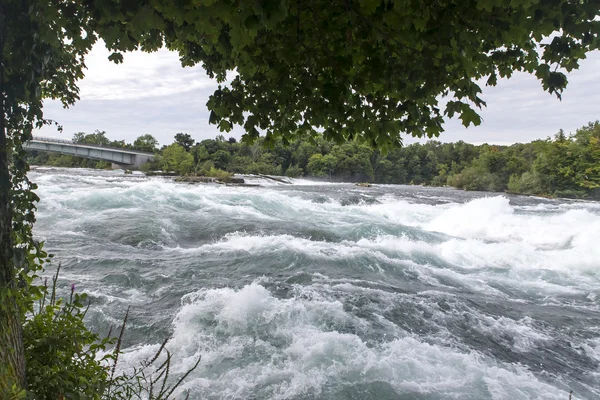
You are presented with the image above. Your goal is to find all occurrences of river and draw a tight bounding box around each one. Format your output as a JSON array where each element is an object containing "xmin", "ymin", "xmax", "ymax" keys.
[{"xmin": 30, "ymin": 167, "xmax": 600, "ymax": 399}]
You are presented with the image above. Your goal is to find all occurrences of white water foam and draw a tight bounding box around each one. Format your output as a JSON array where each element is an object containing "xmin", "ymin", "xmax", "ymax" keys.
[
  {"xmin": 33, "ymin": 171, "xmax": 600, "ymax": 295},
  {"xmin": 115, "ymin": 282, "xmax": 568, "ymax": 399},
  {"xmin": 426, "ymin": 196, "xmax": 600, "ymax": 250},
  {"xmin": 30, "ymin": 169, "xmax": 600, "ymax": 399}
]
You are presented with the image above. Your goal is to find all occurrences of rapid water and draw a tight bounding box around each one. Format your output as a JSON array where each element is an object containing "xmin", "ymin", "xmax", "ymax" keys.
[{"xmin": 31, "ymin": 167, "xmax": 600, "ymax": 399}]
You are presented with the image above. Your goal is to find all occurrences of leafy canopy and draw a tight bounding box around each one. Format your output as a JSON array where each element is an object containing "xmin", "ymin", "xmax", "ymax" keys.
[
  {"xmin": 73, "ymin": 130, "xmax": 111, "ymax": 146},
  {"xmin": 87, "ymin": 0, "xmax": 599, "ymax": 149},
  {"xmin": 5, "ymin": 0, "xmax": 599, "ymax": 151}
]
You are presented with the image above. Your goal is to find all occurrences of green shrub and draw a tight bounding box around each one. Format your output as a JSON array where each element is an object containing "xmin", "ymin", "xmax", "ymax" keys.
[
  {"xmin": 141, "ymin": 155, "xmax": 162, "ymax": 173},
  {"xmin": 447, "ymin": 167, "xmax": 504, "ymax": 192},
  {"xmin": 507, "ymin": 171, "xmax": 546, "ymax": 195},
  {"xmin": 284, "ymin": 164, "xmax": 303, "ymax": 177},
  {"xmin": 24, "ymin": 266, "xmax": 114, "ymax": 400},
  {"xmin": 195, "ymin": 160, "xmax": 214, "ymax": 176},
  {"xmin": 246, "ymin": 162, "xmax": 282, "ymax": 175},
  {"xmin": 553, "ymin": 189, "xmax": 588, "ymax": 199},
  {"xmin": 96, "ymin": 161, "xmax": 111, "ymax": 169},
  {"xmin": 23, "ymin": 264, "xmax": 200, "ymax": 399},
  {"xmin": 46, "ymin": 155, "xmax": 77, "ymax": 167},
  {"xmin": 429, "ymin": 173, "xmax": 447, "ymax": 187},
  {"xmin": 205, "ymin": 167, "xmax": 232, "ymax": 180}
]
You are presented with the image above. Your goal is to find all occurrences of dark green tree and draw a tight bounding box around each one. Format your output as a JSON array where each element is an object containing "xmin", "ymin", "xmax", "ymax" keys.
[
  {"xmin": 211, "ymin": 149, "xmax": 231, "ymax": 170},
  {"xmin": 133, "ymin": 134, "xmax": 159, "ymax": 153},
  {"xmin": 72, "ymin": 130, "xmax": 110, "ymax": 146},
  {"xmin": 174, "ymin": 133, "xmax": 195, "ymax": 151}
]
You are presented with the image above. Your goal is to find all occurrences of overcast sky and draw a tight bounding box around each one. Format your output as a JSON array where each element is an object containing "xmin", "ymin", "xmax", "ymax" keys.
[{"xmin": 40, "ymin": 43, "xmax": 600, "ymax": 147}]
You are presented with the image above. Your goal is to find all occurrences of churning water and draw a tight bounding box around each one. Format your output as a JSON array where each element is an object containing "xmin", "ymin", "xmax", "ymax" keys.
[{"xmin": 31, "ymin": 168, "xmax": 600, "ymax": 399}]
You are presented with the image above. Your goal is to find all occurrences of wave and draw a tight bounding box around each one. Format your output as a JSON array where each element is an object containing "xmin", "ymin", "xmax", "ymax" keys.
[
  {"xmin": 115, "ymin": 282, "xmax": 571, "ymax": 399},
  {"xmin": 30, "ymin": 169, "xmax": 600, "ymax": 399},
  {"xmin": 426, "ymin": 196, "xmax": 600, "ymax": 249}
]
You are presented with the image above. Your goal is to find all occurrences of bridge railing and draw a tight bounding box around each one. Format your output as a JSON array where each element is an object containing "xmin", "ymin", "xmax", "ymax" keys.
[
  {"xmin": 33, "ymin": 136, "xmax": 74, "ymax": 144},
  {"xmin": 31, "ymin": 136, "xmax": 155, "ymax": 155}
]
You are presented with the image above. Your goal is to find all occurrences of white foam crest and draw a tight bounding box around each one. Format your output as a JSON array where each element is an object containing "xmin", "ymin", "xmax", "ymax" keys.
[
  {"xmin": 190, "ymin": 231, "xmax": 600, "ymax": 279},
  {"xmin": 165, "ymin": 231, "xmax": 600, "ymax": 302},
  {"xmin": 236, "ymin": 174, "xmax": 294, "ymax": 186},
  {"xmin": 175, "ymin": 233, "xmax": 430, "ymax": 272},
  {"xmin": 34, "ymin": 172, "xmax": 437, "ymax": 229},
  {"xmin": 360, "ymin": 234, "xmax": 600, "ymax": 296},
  {"xmin": 345, "ymin": 198, "xmax": 442, "ymax": 226},
  {"xmin": 236, "ymin": 174, "xmax": 346, "ymax": 186},
  {"xmin": 426, "ymin": 196, "xmax": 600, "ymax": 251},
  {"xmin": 475, "ymin": 315, "xmax": 551, "ymax": 353},
  {"xmin": 289, "ymin": 178, "xmax": 349, "ymax": 186},
  {"xmin": 118, "ymin": 283, "xmax": 567, "ymax": 399},
  {"xmin": 32, "ymin": 171, "xmax": 600, "ymax": 249},
  {"xmin": 580, "ymin": 337, "xmax": 600, "ymax": 365},
  {"xmin": 32, "ymin": 171, "xmax": 450, "ymax": 234},
  {"xmin": 516, "ymin": 199, "xmax": 600, "ymax": 213}
]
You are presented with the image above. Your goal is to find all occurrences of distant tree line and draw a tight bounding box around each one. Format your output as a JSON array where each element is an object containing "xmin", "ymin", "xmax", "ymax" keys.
[{"xmin": 29, "ymin": 121, "xmax": 600, "ymax": 199}]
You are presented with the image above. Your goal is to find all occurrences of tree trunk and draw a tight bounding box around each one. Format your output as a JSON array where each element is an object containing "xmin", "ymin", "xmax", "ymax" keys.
[{"xmin": 0, "ymin": 3, "xmax": 26, "ymax": 394}]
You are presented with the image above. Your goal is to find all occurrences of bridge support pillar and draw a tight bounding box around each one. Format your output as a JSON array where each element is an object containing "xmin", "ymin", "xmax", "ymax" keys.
[
  {"xmin": 111, "ymin": 163, "xmax": 134, "ymax": 170},
  {"xmin": 131, "ymin": 154, "xmax": 152, "ymax": 169}
]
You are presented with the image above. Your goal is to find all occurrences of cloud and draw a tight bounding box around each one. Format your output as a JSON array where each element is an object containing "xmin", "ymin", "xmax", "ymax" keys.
[
  {"xmin": 431, "ymin": 51, "xmax": 600, "ymax": 145},
  {"xmin": 41, "ymin": 87, "xmax": 244, "ymax": 147},
  {"xmin": 40, "ymin": 43, "xmax": 600, "ymax": 146},
  {"xmin": 78, "ymin": 45, "xmax": 216, "ymax": 100}
]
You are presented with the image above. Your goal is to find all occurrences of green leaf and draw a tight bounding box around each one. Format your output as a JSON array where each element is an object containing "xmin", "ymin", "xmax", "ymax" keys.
[
  {"xmin": 209, "ymin": 110, "xmax": 219, "ymax": 125},
  {"xmin": 107, "ymin": 52, "xmax": 124, "ymax": 64},
  {"xmin": 459, "ymin": 105, "xmax": 482, "ymax": 127}
]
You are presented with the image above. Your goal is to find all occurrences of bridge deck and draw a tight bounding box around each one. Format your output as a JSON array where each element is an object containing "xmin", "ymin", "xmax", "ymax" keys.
[
  {"xmin": 25, "ymin": 136, "xmax": 154, "ymax": 167},
  {"xmin": 30, "ymin": 136, "xmax": 154, "ymax": 156}
]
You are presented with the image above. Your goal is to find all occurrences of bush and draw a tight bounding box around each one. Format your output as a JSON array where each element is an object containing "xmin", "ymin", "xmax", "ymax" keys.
[
  {"xmin": 24, "ymin": 266, "xmax": 114, "ymax": 399},
  {"xmin": 507, "ymin": 171, "xmax": 546, "ymax": 195},
  {"xmin": 47, "ymin": 155, "xmax": 77, "ymax": 167},
  {"xmin": 141, "ymin": 155, "xmax": 162, "ymax": 173},
  {"xmin": 553, "ymin": 189, "xmax": 588, "ymax": 199},
  {"xmin": 24, "ymin": 264, "xmax": 200, "ymax": 399},
  {"xmin": 429, "ymin": 173, "xmax": 447, "ymax": 187},
  {"xmin": 205, "ymin": 167, "xmax": 232, "ymax": 180},
  {"xmin": 96, "ymin": 160, "xmax": 111, "ymax": 169},
  {"xmin": 447, "ymin": 166, "xmax": 504, "ymax": 192},
  {"xmin": 246, "ymin": 162, "xmax": 282, "ymax": 175},
  {"xmin": 284, "ymin": 164, "xmax": 303, "ymax": 177},
  {"xmin": 195, "ymin": 160, "xmax": 214, "ymax": 176}
]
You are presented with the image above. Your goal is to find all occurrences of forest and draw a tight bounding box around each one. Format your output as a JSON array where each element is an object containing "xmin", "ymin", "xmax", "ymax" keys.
[{"xmin": 29, "ymin": 120, "xmax": 600, "ymax": 199}]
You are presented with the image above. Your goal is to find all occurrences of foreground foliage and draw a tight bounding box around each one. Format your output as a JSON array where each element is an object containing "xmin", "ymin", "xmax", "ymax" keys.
[
  {"xmin": 23, "ymin": 264, "xmax": 199, "ymax": 399},
  {"xmin": 100, "ymin": 0, "xmax": 597, "ymax": 148},
  {"xmin": 24, "ymin": 266, "xmax": 113, "ymax": 399}
]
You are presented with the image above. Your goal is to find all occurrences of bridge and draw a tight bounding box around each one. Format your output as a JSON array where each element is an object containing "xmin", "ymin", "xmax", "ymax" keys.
[{"xmin": 24, "ymin": 136, "xmax": 154, "ymax": 169}]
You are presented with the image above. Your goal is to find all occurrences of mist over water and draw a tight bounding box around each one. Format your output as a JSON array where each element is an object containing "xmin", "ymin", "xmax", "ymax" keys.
[{"xmin": 31, "ymin": 168, "xmax": 600, "ymax": 399}]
